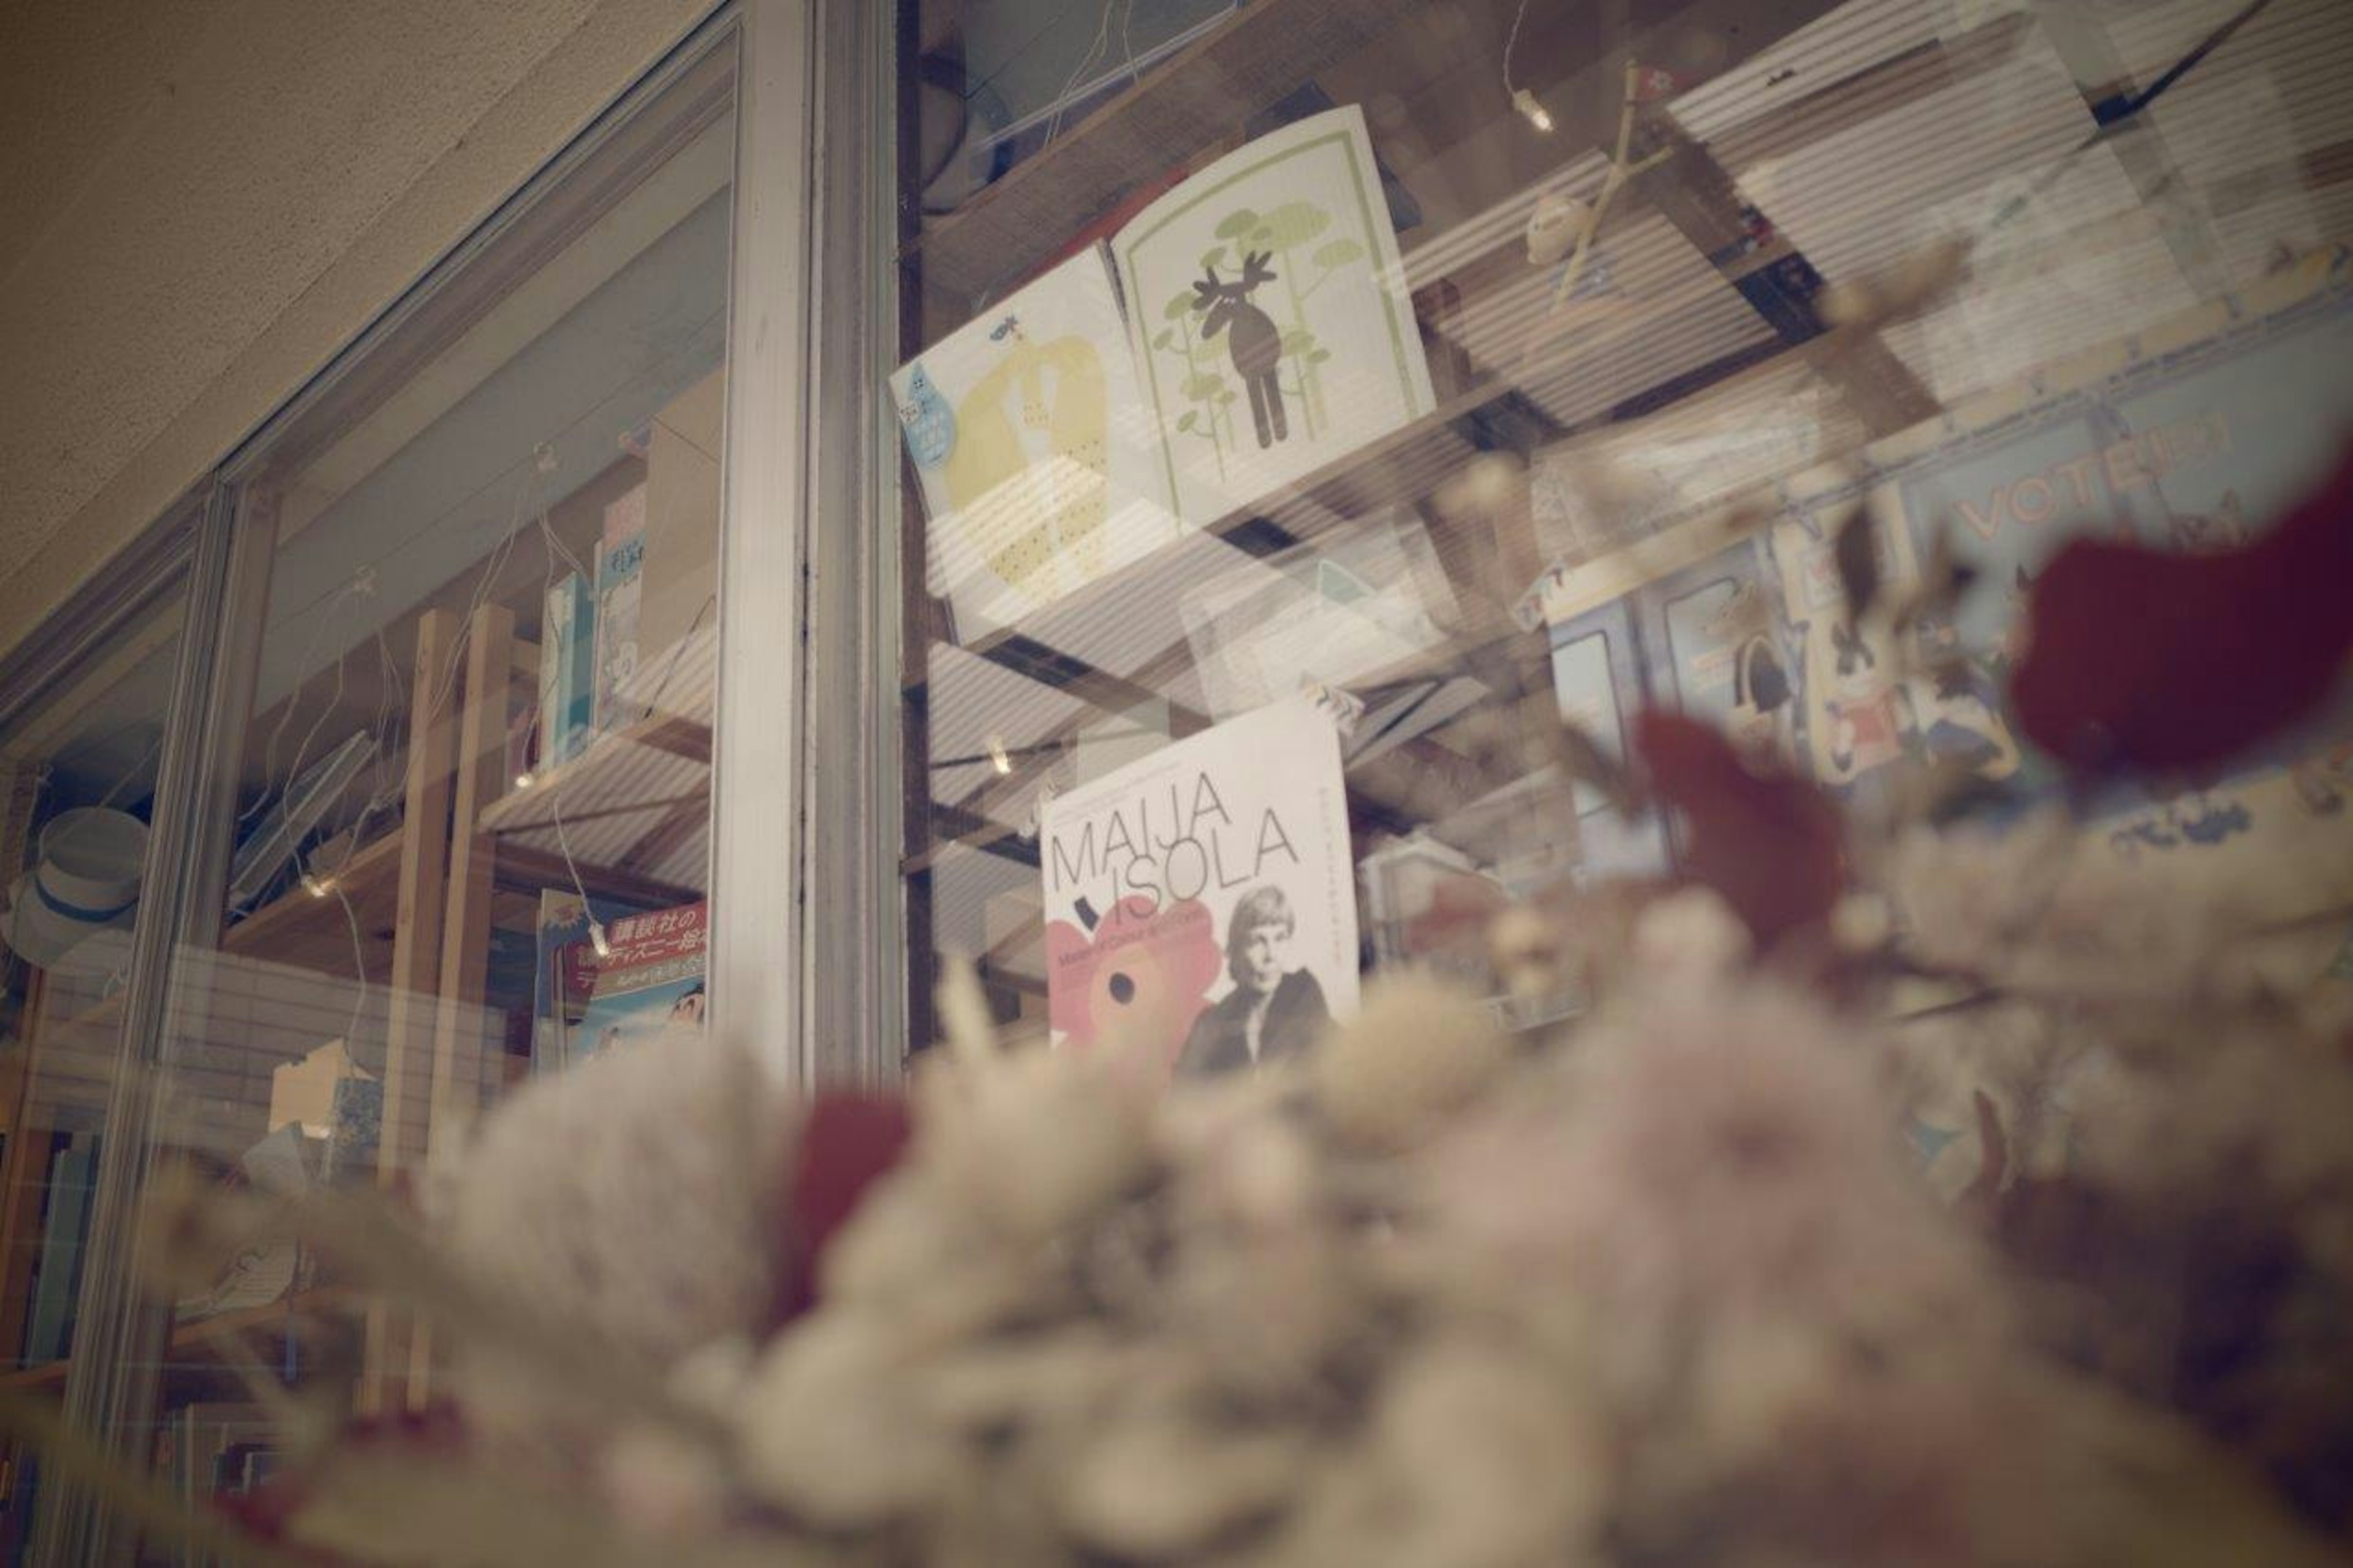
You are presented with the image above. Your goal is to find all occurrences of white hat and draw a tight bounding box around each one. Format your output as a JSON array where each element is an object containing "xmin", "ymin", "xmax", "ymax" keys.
[{"xmin": 2, "ymin": 807, "xmax": 147, "ymax": 975}]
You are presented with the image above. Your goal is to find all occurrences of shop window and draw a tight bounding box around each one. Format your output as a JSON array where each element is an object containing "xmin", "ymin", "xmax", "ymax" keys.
[
  {"xmin": 887, "ymin": 0, "xmax": 2353, "ymax": 1065},
  {"xmin": 0, "ymin": 570, "xmax": 189, "ymax": 1552},
  {"xmin": 0, "ymin": 32, "xmax": 741, "ymax": 1554}
]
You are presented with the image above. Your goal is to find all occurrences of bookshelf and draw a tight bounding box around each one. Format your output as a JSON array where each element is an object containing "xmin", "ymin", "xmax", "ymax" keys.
[
  {"xmin": 0, "ymin": 1287, "xmax": 352, "ymax": 1396},
  {"xmin": 0, "ymin": 585, "xmax": 714, "ymax": 1433}
]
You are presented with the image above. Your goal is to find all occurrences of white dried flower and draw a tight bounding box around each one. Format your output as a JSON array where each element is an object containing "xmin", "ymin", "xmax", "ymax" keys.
[
  {"xmin": 1056, "ymin": 1409, "xmax": 1308, "ymax": 1558},
  {"xmin": 737, "ymin": 1312, "xmax": 959, "ymax": 1526},
  {"xmin": 1885, "ymin": 811, "xmax": 2074, "ymax": 975},
  {"xmin": 1314, "ymin": 975, "xmax": 1510, "ymax": 1150},
  {"xmin": 442, "ymin": 1031, "xmax": 787, "ymax": 1439},
  {"xmin": 1462, "ymin": 982, "xmax": 1991, "ymax": 1380},
  {"xmin": 1279, "ymin": 1336, "xmax": 1605, "ymax": 1566},
  {"xmin": 920, "ymin": 1047, "xmax": 1156, "ymax": 1243},
  {"xmin": 1624, "ymin": 885, "xmax": 1752, "ymax": 987}
]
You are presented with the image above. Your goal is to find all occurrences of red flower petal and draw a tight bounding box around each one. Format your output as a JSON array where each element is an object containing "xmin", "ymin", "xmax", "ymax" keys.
[
  {"xmin": 2010, "ymin": 442, "xmax": 2353, "ymax": 774},
  {"xmin": 1044, "ymin": 893, "xmax": 1221, "ymax": 1069},
  {"xmin": 775, "ymin": 1093, "xmax": 911, "ymax": 1324},
  {"xmin": 1634, "ymin": 710, "xmax": 1846, "ymax": 945}
]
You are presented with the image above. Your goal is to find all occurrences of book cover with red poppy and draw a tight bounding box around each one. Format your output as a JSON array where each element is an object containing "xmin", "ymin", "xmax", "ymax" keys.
[{"xmin": 1041, "ymin": 695, "xmax": 1358, "ymax": 1078}]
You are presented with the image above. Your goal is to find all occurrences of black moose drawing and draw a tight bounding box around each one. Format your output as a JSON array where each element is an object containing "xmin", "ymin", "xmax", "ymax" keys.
[{"xmin": 1194, "ymin": 252, "xmax": 1288, "ymax": 449}]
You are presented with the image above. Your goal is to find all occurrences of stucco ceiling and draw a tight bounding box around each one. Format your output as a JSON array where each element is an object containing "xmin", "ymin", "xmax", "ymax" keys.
[{"xmin": 0, "ymin": 0, "xmax": 711, "ymax": 657}]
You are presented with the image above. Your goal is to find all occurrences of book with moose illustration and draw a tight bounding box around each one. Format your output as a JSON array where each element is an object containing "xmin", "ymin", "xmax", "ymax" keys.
[{"xmin": 892, "ymin": 105, "xmax": 1433, "ymax": 640}]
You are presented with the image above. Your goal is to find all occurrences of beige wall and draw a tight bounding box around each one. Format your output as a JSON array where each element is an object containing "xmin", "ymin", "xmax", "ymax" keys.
[{"xmin": 0, "ymin": 0, "xmax": 717, "ymax": 660}]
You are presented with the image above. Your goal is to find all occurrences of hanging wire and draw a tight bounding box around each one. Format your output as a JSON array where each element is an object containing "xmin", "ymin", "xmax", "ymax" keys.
[
  {"xmin": 633, "ymin": 594, "xmax": 713, "ymax": 727},
  {"xmin": 270, "ymin": 645, "xmax": 352, "ymax": 830},
  {"xmin": 1042, "ymin": 0, "xmax": 1122, "ymax": 150},
  {"xmin": 322, "ymin": 861, "xmax": 370, "ymax": 1062},
  {"xmin": 364, "ymin": 622, "xmax": 408, "ymax": 814},
  {"xmin": 1502, "ymin": 0, "xmax": 1532, "ymax": 97},
  {"xmin": 417, "ymin": 460, "xmax": 547, "ymax": 729},
  {"xmin": 521, "ymin": 445, "xmax": 612, "ymax": 955},
  {"xmin": 547, "ymin": 769, "xmax": 606, "ymax": 956},
  {"xmin": 237, "ymin": 571, "xmax": 375, "ymax": 828}
]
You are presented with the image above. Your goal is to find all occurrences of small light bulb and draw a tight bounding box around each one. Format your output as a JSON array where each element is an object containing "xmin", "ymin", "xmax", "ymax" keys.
[
  {"xmin": 301, "ymin": 872, "xmax": 332, "ymax": 900},
  {"xmin": 514, "ymin": 771, "xmax": 535, "ymax": 790},
  {"xmin": 589, "ymin": 920, "xmax": 612, "ymax": 959},
  {"xmin": 1513, "ymin": 88, "xmax": 1554, "ymax": 132},
  {"xmin": 987, "ymin": 735, "xmax": 1012, "ymax": 775}
]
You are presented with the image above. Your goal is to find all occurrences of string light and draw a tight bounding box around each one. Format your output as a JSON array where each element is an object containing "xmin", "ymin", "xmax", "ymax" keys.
[
  {"xmin": 513, "ymin": 771, "xmax": 536, "ymax": 790},
  {"xmin": 1502, "ymin": 0, "xmax": 1551, "ymax": 132},
  {"xmin": 987, "ymin": 735, "xmax": 1012, "ymax": 775},
  {"xmin": 588, "ymin": 920, "xmax": 612, "ymax": 960},
  {"xmin": 301, "ymin": 871, "xmax": 333, "ymax": 900}
]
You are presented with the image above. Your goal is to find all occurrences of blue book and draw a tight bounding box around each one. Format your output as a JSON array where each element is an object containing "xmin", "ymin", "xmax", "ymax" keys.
[
  {"xmin": 541, "ymin": 572, "xmax": 596, "ymax": 768},
  {"xmin": 592, "ymin": 487, "xmax": 646, "ymax": 735}
]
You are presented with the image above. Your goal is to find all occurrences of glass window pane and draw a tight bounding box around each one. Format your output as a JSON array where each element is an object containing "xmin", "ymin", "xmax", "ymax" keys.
[
  {"xmin": 0, "ymin": 574, "xmax": 187, "ymax": 1553},
  {"xmin": 887, "ymin": 0, "xmax": 2353, "ymax": 1058},
  {"xmin": 129, "ymin": 36, "xmax": 735, "ymax": 1542}
]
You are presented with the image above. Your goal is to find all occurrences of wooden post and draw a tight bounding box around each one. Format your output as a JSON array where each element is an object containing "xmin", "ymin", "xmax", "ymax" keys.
[
  {"xmin": 406, "ymin": 602, "xmax": 513, "ymax": 1403},
  {"xmin": 360, "ymin": 608, "xmax": 459, "ymax": 1417}
]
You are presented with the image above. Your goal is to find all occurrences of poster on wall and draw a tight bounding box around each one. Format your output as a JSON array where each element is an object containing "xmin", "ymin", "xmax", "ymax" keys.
[
  {"xmin": 1890, "ymin": 290, "xmax": 2353, "ymax": 808},
  {"xmin": 1039, "ymin": 696, "xmax": 1357, "ymax": 1078},
  {"xmin": 1634, "ymin": 537, "xmax": 1802, "ymax": 775}
]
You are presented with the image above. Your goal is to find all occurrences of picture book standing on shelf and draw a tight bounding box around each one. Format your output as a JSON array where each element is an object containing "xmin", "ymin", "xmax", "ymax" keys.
[
  {"xmin": 891, "ymin": 105, "xmax": 1433, "ymax": 642},
  {"xmin": 532, "ymin": 890, "xmax": 640, "ymax": 1072},
  {"xmin": 1040, "ymin": 696, "xmax": 1357, "ymax": 1079},
  {"xmin": 572, "ymin": 901, "xmax": 708, "ymax": 1064},
  {"xmin": 1114, "ymin": 104, "xmax": 1434, "ymax": 526},
  {"xmin": 593, "ymin": 484, "xmax": 646, "ymax": 733}
]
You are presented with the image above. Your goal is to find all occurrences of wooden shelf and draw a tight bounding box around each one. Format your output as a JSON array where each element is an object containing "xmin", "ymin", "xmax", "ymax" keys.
[
  {"xmin": 904, "ymin": 0, "xmax": 1424, "ymax": 303},
  {"xmin": 0, "ymin": 1286, "xmax": 351, "ymax": 1394},
  {"xmin": 906, "ymin": 281, "xmax": 1778, "ymax": 700},
  {"xmin": 224, "ymin": 830, "xmax": 406, "ymax": 968},
  {"xmin": 491, "ymin": 843, "xmax": 701, "ymax": 913},
  {"xmin": 476, "ymin": 712, "xmax": 711, "ymax": 838},
  {"xmin": 52, "ymin": 831, "xmax": 408, "ymax": 1039}
]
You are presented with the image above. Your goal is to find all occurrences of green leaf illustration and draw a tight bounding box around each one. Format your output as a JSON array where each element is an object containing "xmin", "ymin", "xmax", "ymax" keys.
[
  {"xmin": 1184, "ymin": 372, "xmax": 1229, "ymax": 401},
  {"xmin": 1279, "ymin": 328, "xmax": 1319, "ymax": 356},
  {"xmin": 1199, "ymin": 245, "xmax": 1227, "ymax": 272},
  {"xmin": 1152, "ymin": 328, "xmax": 1175, "ymax": 349},
  {"xmin": 1309, "ymin": 349, "xmax": 1333, "ymax": 363},
  {"xmin": 1311, "ymin": 237, "xmax": 1365, "ymax": 270},
  {"xmin": 1177, "ymin": 411, "xmax": 1199, "ymax": 433},
  {"xmin": 1213, "ymin": 209, "xmax": 1261, "ymax": 240},
  {"xmin": 1164, "ymin": 291, "xmax": 1196, "ymax": 320},
  {"xmin": 1262, "ymin": 201, "xmax": 1332, "ymax": 249}
]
